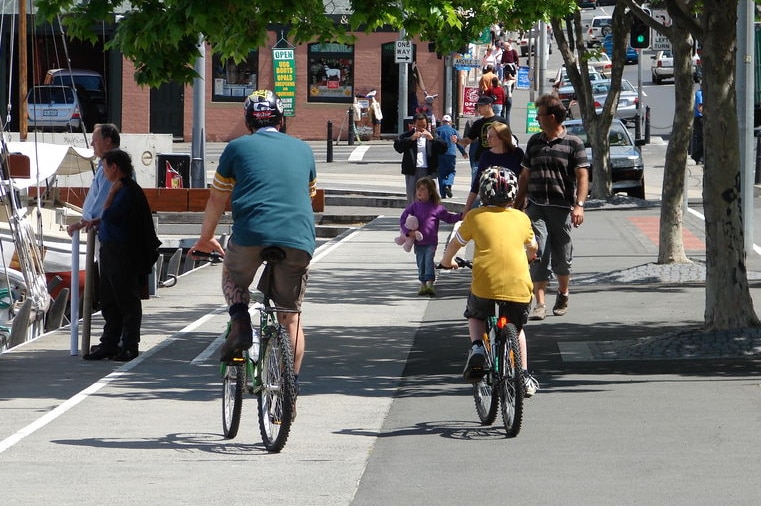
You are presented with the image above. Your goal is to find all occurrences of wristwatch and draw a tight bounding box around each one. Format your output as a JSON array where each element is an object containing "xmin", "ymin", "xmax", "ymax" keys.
[{"xmin": 576, "ymin": 201, "xmax": 585, "ymax": 208}]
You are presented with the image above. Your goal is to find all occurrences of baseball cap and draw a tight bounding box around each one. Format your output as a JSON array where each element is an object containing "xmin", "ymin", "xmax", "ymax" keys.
[
  {"xmin": 476, "ymin": 95, "xmax": 494, "ymax": 106},
  {"xmin": 441, "ymin": 114, "xmax": 452, "ymax": 123}
]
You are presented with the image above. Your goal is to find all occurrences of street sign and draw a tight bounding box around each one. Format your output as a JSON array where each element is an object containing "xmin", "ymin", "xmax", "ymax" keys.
[
  {"xmin": 395, "ymin": 40, "xmax": 412, "ymax": 64},
  {"xmin": 453, "ymin": 56, "xmax": 480, "ymax": 70},
  {"xmin": 652, "ymin": 35, "xmax": 671, "ymax": 51}
]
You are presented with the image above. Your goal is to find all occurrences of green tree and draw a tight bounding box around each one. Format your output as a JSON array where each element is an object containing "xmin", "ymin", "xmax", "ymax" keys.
[{"xmin": 35, "ymin": 0, "xmax": 514, "ymax": 86}]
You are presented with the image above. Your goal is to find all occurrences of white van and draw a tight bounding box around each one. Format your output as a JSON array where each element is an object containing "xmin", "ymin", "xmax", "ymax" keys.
[{"xmin": 584, "ymin": 16, "xmax": 612, "ymax": 48}]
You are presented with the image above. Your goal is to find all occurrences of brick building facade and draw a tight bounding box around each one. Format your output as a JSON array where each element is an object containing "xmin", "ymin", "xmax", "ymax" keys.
[{"xmin": 120, "ymin": 32, "xmax": 447, "ymax": 142}]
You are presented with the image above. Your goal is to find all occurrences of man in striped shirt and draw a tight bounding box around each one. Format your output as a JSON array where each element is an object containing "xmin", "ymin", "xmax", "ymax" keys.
[{"xmin": 515, "ymin": 95, "xmax": 589, "ymax": 321}]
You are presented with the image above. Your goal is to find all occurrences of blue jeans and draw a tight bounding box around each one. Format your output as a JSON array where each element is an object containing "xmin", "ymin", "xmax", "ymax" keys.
[
  {"xmin": 438, "ymin": 154, "xmax": 456, "ymax": 189},
  {"xmin": 414, "ymin": 244, "xmax": 436, "ymax": 283}
]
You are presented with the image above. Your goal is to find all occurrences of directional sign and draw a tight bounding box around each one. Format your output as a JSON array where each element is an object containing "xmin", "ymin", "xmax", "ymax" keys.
[
  {"xmin": 652, "ymin": 35, "xmax": 671, "ymax": 51},
  {"xmin": 395, "ymin": 40, "xmax": 412, "ymax": 64},
  {"xmin": 453, "ymin": 56, "xmax": 481, "ymax": 70}
]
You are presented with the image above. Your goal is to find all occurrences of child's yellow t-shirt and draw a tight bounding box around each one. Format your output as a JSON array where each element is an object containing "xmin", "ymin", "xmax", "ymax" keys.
[{"xmin": 455, "ymin": 206, "xmax": 534, "ymax": 303}]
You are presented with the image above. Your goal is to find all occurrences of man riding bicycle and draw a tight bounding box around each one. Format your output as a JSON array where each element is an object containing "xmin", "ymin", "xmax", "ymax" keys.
[
  {"xmin": 191, "ymin": 89, "xmax": 317, "ymax": 384},
  {"xmin": 439, "ymin": 167, "xmax": 539, "ymax": 396}
]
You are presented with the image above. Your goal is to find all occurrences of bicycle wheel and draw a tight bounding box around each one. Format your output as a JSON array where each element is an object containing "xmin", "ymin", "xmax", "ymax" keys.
[
  {"xmin": 257, "ymin": 325, "xmax": 296, "ymax": 452},
  {"xmin": 473, "ymin": 329, "xmax": 498, "ymax": 425},
  {"xmin": 222, "ymin": 363, "xmax": 245, "ymax": 438},
  {"xmin": 498, "ymin": 323, "xmax": 524, "ymax": 438}
]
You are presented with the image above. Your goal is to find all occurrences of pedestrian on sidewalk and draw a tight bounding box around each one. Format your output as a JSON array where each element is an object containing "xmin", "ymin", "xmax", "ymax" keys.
[
  {"xmin": 368, "ymin": 89, "xmax": 383, "ymax": 140},
  {"xmin": 66, "ymin": 123, "xmax": 121, "ymax": 237},
  {"xmin": 84, "ymin": 149, "xmax": 160, "ymax": 362},
  {"xmin": 394, "ymin": 112, "xmax": 447, "ymax": 203},
  {"xmin": 439, "ymin": 167, "xmax": 539, "ymax": 396},
  {"xmin": 65, "ymin": 123, "xmax": 122, "ymax": 311},
  {"xmin": 690, "ymin": 82, "xmax": 704, "ymax": 165},
  {"xmin": 464, "ymin": 122, "xmax": 523, "ymax": 214},
  {"xmin": 487, "ymin": 76, "xmax": 506, "ymax": 117},
  {"xmin": 514, "ymin": 94, "xmax": 589, "ymax": 321},
  {"xmin": 399, "ymin": 177, "xmax": 461, "ymax": 296},
  {"xmin": 457, "ymin": 95, "xmax": 507, "ymax": 176},
  {"xmin": 190, "ymin": 89, "xmax": 316, "ymax": 382},
  {"xmin": 435, "ymin": 114, "xmax": 467, "ymax": 198}
]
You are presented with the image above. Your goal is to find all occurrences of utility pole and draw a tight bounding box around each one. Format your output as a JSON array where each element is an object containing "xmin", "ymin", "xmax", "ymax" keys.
[
  {"xmin": 738, "ymin": 0, "xmax": 754, "ymax": 254},
  {"xmin": 398, "ymin": 29, "xmax": 409, "ymax": 134},
  {"xmin": 191, "ymin": 34, "xmax": 206, "ymax": 189}
]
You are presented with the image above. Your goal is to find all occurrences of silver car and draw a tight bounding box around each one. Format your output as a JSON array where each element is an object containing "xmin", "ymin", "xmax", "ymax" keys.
[
  {"xmin": 564, "ymin": 118, "xmax": 646, "ymax": 199},
  {"xmin": 26, "ymin": 85, "xmax": 83, "ymax": 132},
  {"xmin": 591, "ymin": 79, "xmax": 643, "ymax": 124}
]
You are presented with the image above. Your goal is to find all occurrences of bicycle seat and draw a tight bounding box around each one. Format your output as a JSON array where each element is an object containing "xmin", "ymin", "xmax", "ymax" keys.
[{"xmin": 261, "ymin": 246, "xmax": 286, "ymax": 264}]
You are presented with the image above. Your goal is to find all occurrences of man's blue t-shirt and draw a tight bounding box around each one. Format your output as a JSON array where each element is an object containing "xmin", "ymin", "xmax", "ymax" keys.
[{"xmin": 215, "ymin": 130, "xmax": 316, "ymax": 255}]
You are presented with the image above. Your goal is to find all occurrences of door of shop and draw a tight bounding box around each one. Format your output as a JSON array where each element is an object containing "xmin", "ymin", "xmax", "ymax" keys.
[
  {"xmin": 381, "ymin": 42, "xmax": 417, "ymax": 135},
  {"xmin": 150, "ymin": 81, "xmax": 184, "ymax": 140}
]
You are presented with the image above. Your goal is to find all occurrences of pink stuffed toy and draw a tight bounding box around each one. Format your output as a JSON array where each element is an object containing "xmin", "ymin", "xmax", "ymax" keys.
[{"xmin": 395, "ymin": 215, "xmax": 423, "ymax": 252}]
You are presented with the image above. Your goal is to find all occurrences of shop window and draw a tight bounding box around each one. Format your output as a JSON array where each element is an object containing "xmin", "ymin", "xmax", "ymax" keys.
[
  {"xmin": 307, "ymin": 42, "xmax": 354, "ymax": 103},
  {"xmin": 212, "ymin": 52, "xmax": 259, "ymax": 102}
]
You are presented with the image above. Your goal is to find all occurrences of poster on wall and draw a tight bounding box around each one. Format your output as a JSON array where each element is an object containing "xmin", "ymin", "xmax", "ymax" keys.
[
  {"xmin": 526, "ymin": 102, "xmax": 541, "ymax": 134},
  {"xmin": 307, "ymin": 42, "xmax": 354, "ymax": 103},
  {"xmin": 462, "ymin": 86, "xmax": 480, "ymax": 116},
  {"xmin": 273, "ymin": 48, "xmax": 296, "ymax": 116}
]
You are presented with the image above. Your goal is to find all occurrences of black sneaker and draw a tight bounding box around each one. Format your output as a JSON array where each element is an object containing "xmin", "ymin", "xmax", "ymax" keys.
[
  {"xmin": 113, "ymin": 349, "xmax": 139, "ymax": 362},
  {"xmin": 83, "ymin": 344, "xmax": 118, "ymax": 361},
  {"xmin": 553, "ymin": 292, "xmax": 569, "ymax": 316},
  {"xmin": 220, "ymin": 311, "xmax": 253, "ymax": 363}
]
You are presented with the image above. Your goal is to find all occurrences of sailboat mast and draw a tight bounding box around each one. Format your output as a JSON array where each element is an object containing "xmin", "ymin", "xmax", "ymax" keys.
[{"xmin": 19, "ymin": 0, "xmax": 27, "ymax": 140}]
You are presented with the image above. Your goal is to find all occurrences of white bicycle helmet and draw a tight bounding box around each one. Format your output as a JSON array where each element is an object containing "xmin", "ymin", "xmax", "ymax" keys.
[{"xmin": 479, "ymin": 166, "xmax": 518, "ymax": 206}]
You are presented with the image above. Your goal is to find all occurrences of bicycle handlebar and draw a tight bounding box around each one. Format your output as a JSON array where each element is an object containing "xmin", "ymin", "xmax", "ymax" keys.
[{"xmin": 436, "ymin": 257, "xmax": 472, "ymax": 270}]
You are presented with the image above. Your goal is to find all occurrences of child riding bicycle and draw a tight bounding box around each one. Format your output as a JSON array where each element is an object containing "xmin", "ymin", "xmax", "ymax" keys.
[{"xmin": 439, "ymin": 166, "xmax": 539, "ymax": 396}]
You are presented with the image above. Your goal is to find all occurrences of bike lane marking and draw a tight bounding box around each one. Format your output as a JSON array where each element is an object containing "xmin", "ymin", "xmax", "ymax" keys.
[{"xmin": 0, "ymin": 310, "xmax": 223, "ymax": 455}]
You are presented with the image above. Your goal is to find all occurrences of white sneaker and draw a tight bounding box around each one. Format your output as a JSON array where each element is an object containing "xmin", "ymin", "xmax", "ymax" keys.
[
  {"xmin": 463, "ymin": 343, "xmax": 487, "ymax": 383},
  {"xmin": 523, "ymin": 371, "xmax": 539, "ymax": 398}
]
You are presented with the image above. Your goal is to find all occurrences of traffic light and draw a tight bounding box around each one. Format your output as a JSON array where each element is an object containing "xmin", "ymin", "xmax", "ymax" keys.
[{"xmin": 630, "ymin": 18, "xmax": 650, "ymax": 48}]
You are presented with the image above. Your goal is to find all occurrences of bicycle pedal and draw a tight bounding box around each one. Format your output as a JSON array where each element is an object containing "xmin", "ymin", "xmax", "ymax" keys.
[{"xmin": 223, "ymin": 353, "xmax": 246, "ymax": 365}]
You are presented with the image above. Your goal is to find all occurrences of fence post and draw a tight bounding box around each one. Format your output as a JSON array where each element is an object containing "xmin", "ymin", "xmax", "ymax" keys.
[
  {"xmin": 644, "ymin": 105, "xmax": 651, "ymax": 145},
  {"xmin": 348, "ymin": 108, "xmax": 355, "ymax": 146},
  {"xmin": 327, "ymin": 120, "xmax": 333, "ymax": 163}
]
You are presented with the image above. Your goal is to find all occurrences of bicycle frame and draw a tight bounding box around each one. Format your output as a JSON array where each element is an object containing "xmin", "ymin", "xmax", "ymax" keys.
[{"xmin": 473, "ymin": 302, "xmax": 524, "ymax": 437}]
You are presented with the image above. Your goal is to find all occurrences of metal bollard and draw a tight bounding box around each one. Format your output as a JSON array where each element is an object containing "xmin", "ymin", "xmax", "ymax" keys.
[
  {"xmin": 327, "ymin": 120, "xmax": 333, "ymax": 163},
  {"xmin": 644, "ymin": 105, "xmax": 651, "ymax": 145},
  {"xmin": 634, "ymin": 113, "xmax": 641, "ymax": 141},
  {"xmin": 755, "ymin": 129, "xmax": 761, "ymax": 184},
  {"xmin": 348, "ymin": 108, "xmax": 355, "ymax": 146}
]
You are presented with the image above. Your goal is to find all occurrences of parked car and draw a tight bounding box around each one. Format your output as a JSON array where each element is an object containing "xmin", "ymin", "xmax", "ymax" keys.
[
  {"xmin": 577, "ymin": 0, "xmax": 599, "ymax": 9},
  {"xmin": 651, "ymin": 50, "xmax": 702, "ymax": 84},
  {"xmin": 552, "ymin": 66, "xmax": 606, "ymax": 108},
  {"xmin": 564, "ymin": 118, "xmax": 646, "ymax": 199},
  {"xmin": 26, "ymin": 85, "xmax": 84, "ymax": 132},
  {"xmin": 587, "ymin": 53, "xmax": 613, "ymax": 77},
  {"xmin": 651, "ymin": 50, "xmax": 674, "ymax": 83},
  {"xmin": 590, "ymin": 79, "xmax": 643, "ymax": 124},
  {"xmin": 584, "ymin": 16, "xmax": 612, "ymax": 48},
  {"xmin": 552, "ymin": 65, "xmax": 604, "ymax": 89},
  {"xmin": 519, "ymin": 28, "xmax": 553, "ymax": 58},
  {"xmin": 44, "ymin": 68, "xmax": 107, "ymax": 124},
  {"xmin": 601, "ymin": 34, "xmax": 639, "ymax": 64}
]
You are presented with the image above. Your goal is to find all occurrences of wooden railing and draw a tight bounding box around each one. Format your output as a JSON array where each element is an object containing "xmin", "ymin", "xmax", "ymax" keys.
[{"xmin": 31, "ymin": 187, "xmax": 325, "ymax": 213}]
